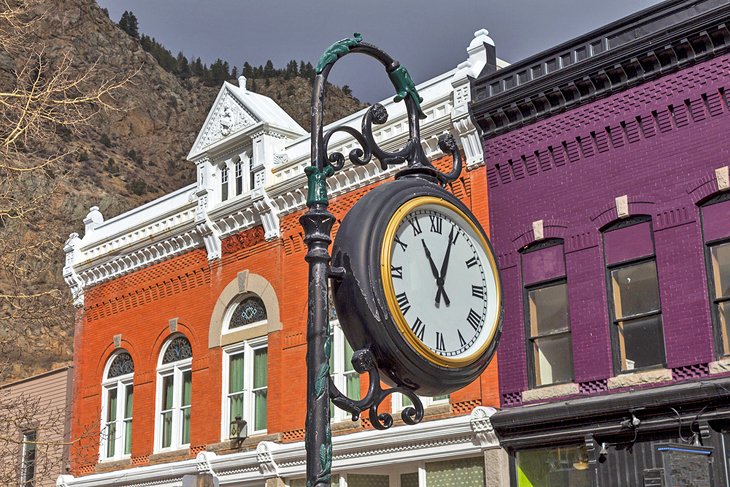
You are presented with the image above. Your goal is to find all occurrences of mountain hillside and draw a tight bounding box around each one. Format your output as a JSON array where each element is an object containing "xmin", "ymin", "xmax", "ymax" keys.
[{"xmin": 0, "ymin": 0, "xmax": 364, "ymax": 383}]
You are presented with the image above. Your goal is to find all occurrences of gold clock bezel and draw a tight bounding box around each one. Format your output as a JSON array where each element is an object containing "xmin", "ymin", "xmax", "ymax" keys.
[{"xmin": 380, "ymin": 196, "xmax": 501, "ymax": 368}]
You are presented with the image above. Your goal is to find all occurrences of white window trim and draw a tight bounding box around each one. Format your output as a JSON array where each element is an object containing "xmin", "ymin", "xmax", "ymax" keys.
[
  {"xmin": 221, "ymin": 336, "xmax": 268, "ymax": 440},
  {"xmin": 330, "ymin": 321, "xmax": 361, "ymax": 422},
  {"xmin": 154, "ymin": 339, "xmax": 192, "ymax": 453},
  {"xmin": 100, "ymin": 354, "xmax": 134, "ymax": 461}
]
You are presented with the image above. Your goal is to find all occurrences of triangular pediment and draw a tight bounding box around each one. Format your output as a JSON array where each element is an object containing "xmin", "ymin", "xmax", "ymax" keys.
[{"xmin": 189, "ymin": 85, "xmax": 259, "ymax": 158}]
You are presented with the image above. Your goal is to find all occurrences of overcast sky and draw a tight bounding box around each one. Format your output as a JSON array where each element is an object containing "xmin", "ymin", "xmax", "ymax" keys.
[{"xmin": 97, "ymin": 0, "xmax": 664, "ymax": 103}]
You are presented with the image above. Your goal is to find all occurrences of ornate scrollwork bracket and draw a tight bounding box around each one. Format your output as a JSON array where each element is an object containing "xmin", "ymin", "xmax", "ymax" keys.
[
  {"xmin": 329, "ymin": 348, "xmax": 424, "ymax": 430},
  {"xmin": 311, "ymin": 33, "xmax": 462, "ymax": 205}
]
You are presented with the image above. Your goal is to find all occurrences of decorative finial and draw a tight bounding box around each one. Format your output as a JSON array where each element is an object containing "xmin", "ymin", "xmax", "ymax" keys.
[{"xmin": 238, "ymin": 75, "xmax": 247, "ymax": 91}]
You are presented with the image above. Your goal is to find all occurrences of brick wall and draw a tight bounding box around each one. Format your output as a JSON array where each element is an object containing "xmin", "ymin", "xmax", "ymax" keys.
[
  {"xmin": 70, "ymin": 157, "xmax": 499, "ymax": 473},
  {"xmin": 484, "ymin": 52, "xmax": 730, "ymax": 404}
]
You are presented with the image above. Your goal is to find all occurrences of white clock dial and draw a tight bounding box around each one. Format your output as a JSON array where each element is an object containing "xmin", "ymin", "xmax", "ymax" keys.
[{"xmin": 386, "ymin": 202, "xmax": 499, "ymax": 363}]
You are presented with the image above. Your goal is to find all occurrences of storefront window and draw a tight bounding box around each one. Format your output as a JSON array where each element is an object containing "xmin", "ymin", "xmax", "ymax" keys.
[
  {"xmin": 516, "ymin": 444, "xmax": 591, "ymax": 487},
  {"xmin": 425, "ymin": 457, "xmax": 485, "ymax": 487}
]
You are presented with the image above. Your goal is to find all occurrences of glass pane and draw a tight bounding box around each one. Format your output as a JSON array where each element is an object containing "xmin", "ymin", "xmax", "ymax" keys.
[
  {"xmin": 401, "ymin": 472, "xmax": 419, "ymax": 487},
  {"xmin": 532, "ymin": 334, "xmax": 573, "ymax": 385},
  {"xmin": 426, "ymin": 456, "xmax": 486, "ymax": 487},
  {"xmin": 107, "ymin": 388, "xmax": 118, "ymax": 422},
  {"xmin": 228, "ymin": 393, "xmax": 243, "ymax": 423},
  {"xmin": 433, "ymin": 394, "xmax": 449, "ymax": 402},
  {"xmin": 402, "ymin": 394, "xmax": 413, "ymax": 408},
  {"xmin": 711, "ymin": 242, "xmax": 730, "ymax": 298},
  {"xmin": 229, "ymin": 353, "xmax": 244, "ymax": 393},
  {"xmin": 253, "ymin": 348, "xmax": 268, "ymax": 388},
  {"xmin": 230, "ymin": 296, "xmax": 267, "ymax": 328},
  {"xmin": 720, "ymin": 301, "xmax": 730, "ymax": 356},
  {"xmin": 162, "ymin": 336, "xmax": 192, "ymax": 364},
  {"xmin": 162, "ymin": 375, "xmax": 173, "ymax": 410},
  {"xmin": 181, "ymin": 371, "xmax": 192, "ymax": 407},
  {"xmin": 528, "ymin": 283, "xmax": 569, "ymax": 336},
  {"xmin": 124, "ymin": 419, "xmax": 132, "ymax": 455},
  {"xmin": 344, "ymin": 338, "xmax": 355, "ymax": 372},
  {"xmin": 516, "ymin": 445, "xmax": 591, "ymax": 487},
  {"xmin": 329, "ymin": 332, "xmax": 335, "ymax": 371},
  {"xmin": 345, "ymin": 372, "xmax": 360, "ymax": 399},
  {"xmin": 106, "ymin": 422, "xmax": 116, "ymax": 458},
  {"xmin": 23, "ymin": 431, "xmax": 36, "ymax": 483},
  {"xmin": 181, "ymin": 407, "xmax": 191, "ymax": 444},
  {"xmin": 348, "ymin": 474, "xmax": 389, "ymax": 487},
  {"xmin": 161, "ymin": 411, "xmax": 172, "ymax": 448},
  {"xmin": 124, "ymin": 385, "xmax": 133, "ymax": 419},
  {"xmin": 611, "ymin": 261, "xmax": 660, "ymax": 318},
  {"xmin": 254, "ymin": 390, "xmax": 267, "ymax": 431},
  {"xmin": 108, "ymin": 352, "xmax": 134, "ymax": 378},
  {"xmin": 619, "ymin": 315, "xmax": 665, "ymax": 370}
]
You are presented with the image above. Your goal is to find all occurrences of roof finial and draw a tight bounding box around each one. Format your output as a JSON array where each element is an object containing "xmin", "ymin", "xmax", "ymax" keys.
[{"xmin": 238, "ymin": 75, "xmax": 247, "ymax": 91}]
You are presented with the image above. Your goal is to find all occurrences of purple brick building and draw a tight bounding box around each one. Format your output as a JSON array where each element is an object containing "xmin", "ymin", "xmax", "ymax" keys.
[{"xmin": 470, "ymin": 0, "xmax": 730, "ymax": 485}]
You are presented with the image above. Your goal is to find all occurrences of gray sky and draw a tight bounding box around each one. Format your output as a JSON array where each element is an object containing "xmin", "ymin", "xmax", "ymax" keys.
[{"xmin": 98, "ymin": 0, "xmax": 664, "ymax": 103}]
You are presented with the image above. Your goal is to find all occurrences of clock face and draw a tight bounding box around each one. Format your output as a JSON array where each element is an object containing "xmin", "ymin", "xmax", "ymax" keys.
[{"xmin": 381, "ymin": 197, "xmax": 500, "ymax": 367}]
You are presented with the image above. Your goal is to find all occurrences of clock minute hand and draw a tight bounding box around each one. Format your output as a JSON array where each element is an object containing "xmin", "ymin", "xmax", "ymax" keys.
[
  {"xmin": 440, "ymin": 226, "xmax": 454, "ymax": 281},
  {"xmin": 421, "ymin": 240, "xmax": 450, "ymax": 305}
]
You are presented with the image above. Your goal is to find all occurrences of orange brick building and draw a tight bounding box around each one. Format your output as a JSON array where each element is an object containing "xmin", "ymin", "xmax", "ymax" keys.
[{"xmin": 59, "ymin": 30, "xmax": 509, "ymax": 487}]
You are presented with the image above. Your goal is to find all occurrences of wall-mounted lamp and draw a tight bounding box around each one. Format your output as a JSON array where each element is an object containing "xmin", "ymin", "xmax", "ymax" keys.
[
  {"xmin": 230, "ymin": 416, "xmax": 248, "ymax": 447},
  {"xmin": 598, "ymin": 442, "xmax": 609, "ymax": 458},
  {"xmin": 620, "ymin": 413, "xmax": 641, "ymax": 430}
]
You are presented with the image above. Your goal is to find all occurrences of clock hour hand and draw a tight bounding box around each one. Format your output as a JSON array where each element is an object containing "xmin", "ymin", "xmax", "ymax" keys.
[{"xmin": 422, "ymin": 239, "xmax": 451, "ymax": 306}]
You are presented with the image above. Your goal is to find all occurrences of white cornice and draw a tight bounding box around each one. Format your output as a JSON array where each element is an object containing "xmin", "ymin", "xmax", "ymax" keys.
[{"xmin": 58, "ymin": 407, "xmax": 499, "ymax": 487}]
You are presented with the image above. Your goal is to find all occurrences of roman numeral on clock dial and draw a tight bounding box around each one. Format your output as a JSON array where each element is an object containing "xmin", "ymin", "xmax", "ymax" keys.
[
  {"xmin": 472, "ymin": 285, "xmax": 484, "ymax": 299},
  {"xmin": 391, "ymin": 265, "xmax": 403, "ymax": 279},
  {"xmin": 396, "ymin": 292, "xmax": 410, "ymax": 316},
  {"xmin": 467, "ymin": 308, "xmax": 481, "ymax": 331},
  {"xmin": 429, "ymin": 215, "xmax": 442, "ymax": 234},
  {"xmin": 412, "ymin": 318, "xmax": 425, "ymax": 341}
]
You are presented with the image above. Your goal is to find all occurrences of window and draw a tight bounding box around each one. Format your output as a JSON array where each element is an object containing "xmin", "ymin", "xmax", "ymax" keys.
[
  {"xmin": 221, "ymin": 165, "xmax": 229, "ymax": 201},
  {"xmin": 515, "ymin": 444, "xmax": 590, "ymax": 486},
  {"xmin": 222, "ymin": 338, "xmax": 268, "ymax": 437},
  {"xmin": 234, "ymin": 158, "xmax": 243, "ymax": 196},
  {"xmin": 603, "ymin": 218, "xmax": 665, "ymax": 372},
  {"xmin": 521, "ymin": 240, "xmax": 573, "ymax": 387},
  {"xmin": 392, "ymin": 392, "xmax": 448, "ymax": 412},
  {"xmin": 156, "ymin": 336, "xmax": 192, "ymax": 451},
  {"xmin": 226, "ymin": 295, "xmax": 267, "ymax": 331},
  {"xmin": 20, "ymin": 430, "xmax": 36, "ymax": 486},
  {"xmin": 329, "ymin": 321, "xmax": 360, "ymax": 421},
  {"xmin": 101, "ymin": 351, "xmax": 134, "ymax": 460},
  {"xmin": 701, "ymin": 194, "xmax": 730, "ymax": 356}
]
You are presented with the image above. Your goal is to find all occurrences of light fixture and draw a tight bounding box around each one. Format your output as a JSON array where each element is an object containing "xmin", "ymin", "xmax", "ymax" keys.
[
  {"xmin": 230, "ymin": 416, "xmax": 248, "ymax": 447},
  {"xmin": 572, "ymin": 459, "xmax": 589, "ymax": 471},
  {"xmin": 599, "ymin": 442, "xmax": 609, "ymax": 457}
]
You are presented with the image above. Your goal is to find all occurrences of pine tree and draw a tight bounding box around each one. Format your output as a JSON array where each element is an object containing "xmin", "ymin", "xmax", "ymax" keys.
[
  {"xmin": 263, "ymin": 60, "xmax": 275, "ymax": 78},
  {"xmin": 243, "ymin": 62, "xmax": 253, "ymax": 78},
  {"xmin": 231, "ymin": 66, "xmax": 238, "ymax": 79},
  {"xmin": 118, "ymin": 11, "xmax": 139, "ymax": 39},
  {"xmin": 176, "ymin": 52, "xmax": 191, "ymax": 78}
]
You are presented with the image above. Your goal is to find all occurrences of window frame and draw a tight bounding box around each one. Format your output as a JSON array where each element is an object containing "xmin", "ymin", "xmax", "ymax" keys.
[
  {"xmin": 220, "ymin": 164, "xmax": 229, "ymax": 202},
  {"xmin": 523, "ymin": 278, "xmax": 574, "ymax": 388},
  {"xmin": 154, "ymin": 336, "xmax": 193, "ymax": 452},
  {"xmin": 700, "ymin": 192, "xmax": 730, "ymax": 359},
  {"xmin": 100, "ymin": 351, "xmax": 134, "ymax": 461},
  {"xmin": 520, "ymin": 239, "xmax": 574, "ymax": 389},
  {"xmin": 329, "ymin": 320, "xmax": 361, "ymax": 422},
  {"xmin": 220, "ymin": 336, "xmax": 268, "ymax": 440},
  {"xmin": 20, "ymin": 429, "xmax": 37, "ymax": 486},
  {"xmin": 602, "ymin": 217, "xmax": 666, "ymax": 374}
]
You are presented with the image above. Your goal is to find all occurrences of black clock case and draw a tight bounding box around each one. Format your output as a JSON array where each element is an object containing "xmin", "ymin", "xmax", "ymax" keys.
[{"xmin": 331, "ymin": 177, "xmax": 503, "ymax": 397}]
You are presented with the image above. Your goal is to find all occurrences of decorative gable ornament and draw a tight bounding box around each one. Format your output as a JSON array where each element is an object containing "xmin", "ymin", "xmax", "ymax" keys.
[{"xmin": 194, "ymin": 89, "xmax": 257, "ymax": 154}]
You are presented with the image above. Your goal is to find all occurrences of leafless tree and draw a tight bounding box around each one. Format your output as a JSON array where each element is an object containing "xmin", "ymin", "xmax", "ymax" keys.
[{"xmin": 0, "ymin": 0, "xmax": 133, "ymax": 381}]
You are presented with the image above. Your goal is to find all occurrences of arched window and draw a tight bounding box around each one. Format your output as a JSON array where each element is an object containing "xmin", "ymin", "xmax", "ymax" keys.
[
  {"xmin": 220, "ymin": 293, "xmax": 270, "ymax": 438},
  {"xmin": 101, "ymin": 351, "xmax": 134, "ymax": 460},
  {"xmin": 156, "ymin": 335, "xmax": 192, "ymax": 451}
]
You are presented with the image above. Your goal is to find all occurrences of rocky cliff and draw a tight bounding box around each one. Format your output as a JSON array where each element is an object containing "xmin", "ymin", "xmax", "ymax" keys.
[{"xmin": 0, "ymin": 0, "xmax": 363, "ymax": 382}]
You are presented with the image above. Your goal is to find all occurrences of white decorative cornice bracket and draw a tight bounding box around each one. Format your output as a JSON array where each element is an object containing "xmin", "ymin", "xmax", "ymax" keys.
[
  {"xmin": 196, "ymin": 451, "xmax": 217, "ymax": 476},
  {"xmin": 257, "ymin": 441, "xmax": 280, "ymax": 478},
  {"xmin": 470, "ymin": 406, "xmax": 499, "ymax": 449},
  {"xmin": 63, "ymin": 233, "xmax": 84, "ymax": 308},
  {"xmin": 251, "ymin": 188, "xmax": 280, "ymax": 241},
  {"xmin": 56, "ymin": 475, "xmax": 74, "ymax": 487}
]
